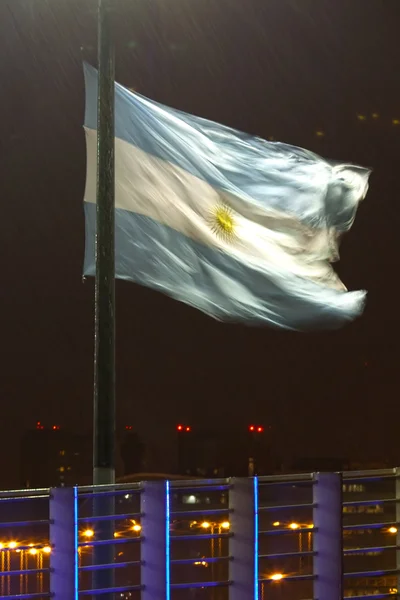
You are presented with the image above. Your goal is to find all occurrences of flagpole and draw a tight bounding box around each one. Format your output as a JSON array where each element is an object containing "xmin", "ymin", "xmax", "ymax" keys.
[{"xmin": 93, "ymin": 0, "xmax": 115, "ymax": 593}]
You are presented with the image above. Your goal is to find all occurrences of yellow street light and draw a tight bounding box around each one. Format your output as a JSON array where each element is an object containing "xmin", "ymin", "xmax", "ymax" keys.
[
  {"xmin": 132, "ymin": 524, "xmax": 141, "ymax": 532},
  {"xmin": 29, "ymin": 548, "xmax": 38, "ymax": 556},
  {"xmin": 272, "ymin": 521, "xmax": 280, "ymax": 527},
  {"xmin": 289, "ymin": 523, "xmax": 299, "ymax": 530},
  {"xmin": 201, "ymin": 521, "xmax": 211, "ymax": 529},
  {"xmin": 42, "ymin": 546, "xmax": 51, "ymax": 554},
  {"xmin": 83, "ymin": 529, "xmax": 94, "ymax": 538},
  {"xmin": 0, "ymin": 543, "xmax": 4, "ymax": 550},
  {"xmin": 270, "ymin": 573, "xmax": 284, "ymax": 582},
  {"xmin": 388, "ymin": 526, "xmax": 397, "ymax": 534},
  {"xmin": 220, "ymin": 521, "xmax": 230, "ymax": 530},
  {"xmin": 8, "ymin": 541, "xmax": 18, "ymax": 549}
]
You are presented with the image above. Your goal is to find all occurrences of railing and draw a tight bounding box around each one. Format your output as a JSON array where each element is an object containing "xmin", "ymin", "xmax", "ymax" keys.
[
  {"xmin": 0, "ymin": 469, "xmax": 399, "ymax": 599},
  {"xmin": 0, "ymin": 487, "xmax": 51, "ymax": 599}
]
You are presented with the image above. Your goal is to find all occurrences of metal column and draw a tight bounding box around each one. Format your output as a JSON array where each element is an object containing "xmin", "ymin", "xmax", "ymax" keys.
[
  {"xmin": 49, "ymin": 487, "xmax": 78, "ymax": 600},
  {"xmin": 313, "ymin": 472, "xmax": 343, "ymax": 600},
  {"xmin": 141, "ymin": 481, "xmax": 170, "ymax": 600},
  {"xmin": 229, "ymin": 477, "xmax": 259, "ymax": 600},
  {"xmin": 395, "ymin": 468, "xmax": 400, "ymax": 597}
]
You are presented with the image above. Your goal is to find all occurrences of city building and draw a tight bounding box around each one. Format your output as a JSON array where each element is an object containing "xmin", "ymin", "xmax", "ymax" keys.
[
  {"xmin": 20, "ymin": 423, "xmax": 149, "ymax": 488},
  {"xmin": 120, "ymin": 427, "xmax": 146, "ymax": 475},
  {"xmin": 20, "ymin": 422, "xmax": 92, "ymax": 488},
  {"xmin": 176, "ymin": 423, "xmax": 273, "ymax": 477}
]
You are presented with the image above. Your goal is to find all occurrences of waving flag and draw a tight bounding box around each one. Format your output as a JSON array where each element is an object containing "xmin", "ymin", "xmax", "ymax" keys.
[{"xmin": 83, "ymin": 64, "xmax": 370, "ymax": 331}]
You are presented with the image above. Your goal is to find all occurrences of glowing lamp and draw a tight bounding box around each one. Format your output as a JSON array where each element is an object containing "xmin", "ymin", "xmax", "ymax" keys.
[
  {"xmin": 83, "ymin": 529, "xmax": 94, "ymax": 538},
  {"xmin": 270, "ymin": 573, "xmax": 284, "ymax": 582}
]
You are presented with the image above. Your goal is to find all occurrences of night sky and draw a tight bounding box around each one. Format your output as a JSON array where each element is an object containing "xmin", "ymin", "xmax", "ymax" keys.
[{"xmin": 1, "ymin": 0, "xmax": 399, "ymax": 487}]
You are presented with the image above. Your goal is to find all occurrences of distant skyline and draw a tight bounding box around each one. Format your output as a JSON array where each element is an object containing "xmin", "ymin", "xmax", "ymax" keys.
[{"xmin": 1, "ymin": 0, "xmax": 399, "ymax": 488}]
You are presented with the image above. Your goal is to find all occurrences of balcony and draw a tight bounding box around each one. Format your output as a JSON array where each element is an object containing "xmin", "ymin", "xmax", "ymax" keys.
[{"xmin": 0, "ymin": 468, "xmax": 400, "ymax": 599}]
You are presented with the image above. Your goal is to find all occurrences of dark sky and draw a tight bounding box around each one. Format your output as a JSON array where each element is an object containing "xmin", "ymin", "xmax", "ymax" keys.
[{"xmin": 1, "ymin": 0, "xmax": 400, "ymax": 486}]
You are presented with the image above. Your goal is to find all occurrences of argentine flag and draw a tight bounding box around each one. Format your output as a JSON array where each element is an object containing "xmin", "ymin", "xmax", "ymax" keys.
[{"xmin": 83, "ymin": 64, "xmax": 370, "ymax": 331}]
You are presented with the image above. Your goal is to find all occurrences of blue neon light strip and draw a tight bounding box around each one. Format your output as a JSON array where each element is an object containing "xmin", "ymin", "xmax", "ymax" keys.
[
  {"xmin": 254, "ymin": 477, "xmax": 259, "ymax": 600},
  {"xmin": 73, "ymin": 486, "xmax": 79, "ymax": 599},
  {"xmin": 166, "ymin": 480, "xmax": 171, "ymax": 600}
]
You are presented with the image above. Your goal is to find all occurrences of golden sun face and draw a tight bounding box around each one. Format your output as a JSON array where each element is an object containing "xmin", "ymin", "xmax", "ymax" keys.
[{"xmin": 211, "ymin": 204, "xmax": 236, "ymax": 242}]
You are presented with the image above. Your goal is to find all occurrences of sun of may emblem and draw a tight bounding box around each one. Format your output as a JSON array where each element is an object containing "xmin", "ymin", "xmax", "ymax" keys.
[{"xmin": 210, "ymin": 203, "xmax": 236, "ymax": 242}]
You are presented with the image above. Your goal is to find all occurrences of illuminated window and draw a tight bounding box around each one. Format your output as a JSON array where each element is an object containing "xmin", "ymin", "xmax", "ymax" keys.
[
  {"xmin": 182, "ymin": 495, "xmax": 200, "ymax": 505},
  {"xmin": 343, "ymin": 504, "xmax": 383, "ymax": 514},
  {"xmin": 342, "ymin": 484, "xmax": 365, "ymax": 493},
  {"xmin": 346, "ymin": 589, "xmax": 383, "ymax": 597}
]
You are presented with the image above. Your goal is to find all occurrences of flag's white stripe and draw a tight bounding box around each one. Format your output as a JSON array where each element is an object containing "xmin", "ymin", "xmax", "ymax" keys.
[{"xmin": 84, "ymin": 128, "xmax": 344, "ymax": 290}]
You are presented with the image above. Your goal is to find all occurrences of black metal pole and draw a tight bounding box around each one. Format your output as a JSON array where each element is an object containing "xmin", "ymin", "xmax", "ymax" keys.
[
  {"xmin": 94, "ymin": 0, "xmax": 115, "ymax": 495},
  {"xmin": 93, "ymin": 0, "xmax": 115, "ymax": 594}
]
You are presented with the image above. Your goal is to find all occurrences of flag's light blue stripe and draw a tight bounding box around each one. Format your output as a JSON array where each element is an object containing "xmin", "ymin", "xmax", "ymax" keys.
[
  {"xmin": 84, "ymin": 202, "xmax": 365, "ymax": 331},
  {"xmin": 83, "ymin": 63, "xmax": 367, "ymax": 232}
]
